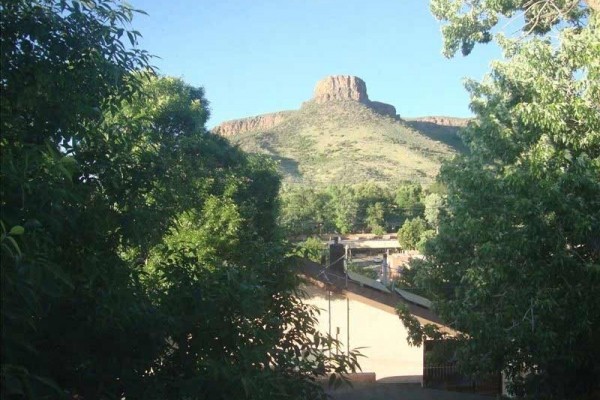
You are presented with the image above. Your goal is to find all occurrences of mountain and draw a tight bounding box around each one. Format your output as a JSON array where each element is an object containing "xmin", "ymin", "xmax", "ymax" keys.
[{"xmin": 212, "ymin": 75, "xmax": 468, "ymax": 186}]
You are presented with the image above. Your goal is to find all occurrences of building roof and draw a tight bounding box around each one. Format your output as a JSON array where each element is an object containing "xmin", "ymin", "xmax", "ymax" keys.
[
  {"xmin": 329, "ymin": 238, "xmax": 400, "ymax": 250},
  {"xmin": 395, "ymin": 288, "xmax": 433, "ymax": 309},
  {"xmin": 296, "ymin": 257, "xmax": 448, "ymax": 328},
  {"xmin": 347, "ymin": 270, "xmax": 391, "ymax": 293}
]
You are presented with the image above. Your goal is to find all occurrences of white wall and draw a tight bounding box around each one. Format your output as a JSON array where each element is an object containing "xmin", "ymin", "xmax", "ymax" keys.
[{"xmin": 302, "ymin": 284, "xmax": 423, "ymax": 381}]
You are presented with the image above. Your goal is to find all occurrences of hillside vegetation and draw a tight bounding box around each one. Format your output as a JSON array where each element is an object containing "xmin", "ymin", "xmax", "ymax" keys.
[{"xmin": 224, "ymin": 101, "xmax": 466, "ymax": 186}]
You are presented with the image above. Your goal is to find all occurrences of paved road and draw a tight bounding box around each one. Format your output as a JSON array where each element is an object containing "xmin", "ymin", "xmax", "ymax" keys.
[{"xmin": 326, "ymin": 383, "xmax": 497, "ymax": 400}]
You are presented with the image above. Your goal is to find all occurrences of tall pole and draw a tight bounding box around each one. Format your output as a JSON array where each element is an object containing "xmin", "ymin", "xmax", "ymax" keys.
[
  {"xmin": 344, "ymin": 245, "xmax": 348, "ymax": 288},
  {"xmin": 328, "ymin": 289, "xmax": 332, "ymax": 356},
  {"xmin": 347, "ymin": 297, "xmax": 350, "ymax": 362}
]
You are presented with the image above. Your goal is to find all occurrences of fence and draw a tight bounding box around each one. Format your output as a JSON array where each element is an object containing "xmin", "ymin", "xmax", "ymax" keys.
[{"xmin": 423, "ymin": 340, "xmax": 501, "ymax": 396}]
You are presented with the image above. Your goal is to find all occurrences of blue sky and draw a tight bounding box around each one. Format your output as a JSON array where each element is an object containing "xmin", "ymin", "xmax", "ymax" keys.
[{"xmin": 130, "ymin": 0, "xmax": 503, "ymax": 128}]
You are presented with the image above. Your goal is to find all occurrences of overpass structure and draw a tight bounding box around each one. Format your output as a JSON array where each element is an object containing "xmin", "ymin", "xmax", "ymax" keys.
[{"xmin": 326, "ymin": 236, "xmax": 401, "ymax": 250}]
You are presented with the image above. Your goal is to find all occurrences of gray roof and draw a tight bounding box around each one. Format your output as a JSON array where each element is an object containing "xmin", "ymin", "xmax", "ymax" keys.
[
  {"xmin": 347, "ymin": 270, "xmax": 391, "ymax": 293},
  {"xmin": 395, "ymin": 288, "xmax": 432, "ymax": 309}
]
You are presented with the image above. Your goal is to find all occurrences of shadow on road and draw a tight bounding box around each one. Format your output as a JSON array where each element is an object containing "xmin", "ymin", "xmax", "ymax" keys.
[{"xmin": 325, "ymin": 383, "xmax": 496, "ymax": 400}]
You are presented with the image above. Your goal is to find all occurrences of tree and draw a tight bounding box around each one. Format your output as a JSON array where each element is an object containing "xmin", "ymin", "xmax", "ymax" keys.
[
  {"xmin": 1, "ymin": 2, "xmax": 361, "ymax": 398},
  {"xmin": 366, "ymin": 202, "xmax": 386, "ymax": 235},
  {"xmin": 328, "ymin": 186, "xmax": 359, "ymax": 234},
  {"xmin": 399, "ymin": 2, "xmax": 600, "ymax": 398},
  {"xmin": 431, "ymin": 0, "xmax": 597, "ymax": 56},
  {"xmin": 295, "ymin": 237, "xmax": 326, "ymax": 263},
  {"xmin": 279, "ymin": 186, "xmax": 334, "ymax": 236},
  {"xmin": 353, "ymin": 183, "xmax": 394, "ymax": 232},
  {"xmin": 423, "ymin": 193, "xmax": 444, "ymax": 229},
  {"xmin": 394, "ymin": 183, "xmax": 425, "ymax": 223},
  {"xmin": 1, "ymin": 1, "xmax": 158, "ymax": 397},
  {"xmin": 398, "ymin": 217, "xmax": 430, "ymax": 251},
  {"xmin": 279, "ymin": 183, "xmax": 406, "ymax": 236},
  {"xmin": 96, "ymin": 74, "xmax": 361, "ymax": 399}
]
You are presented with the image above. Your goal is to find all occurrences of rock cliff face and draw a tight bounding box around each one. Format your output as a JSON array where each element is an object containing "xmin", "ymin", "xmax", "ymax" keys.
[
  {"xmin": 313, "ymin": 75, "xmax": 369, "ymax": 104},
  {"xmin": 212, "ymin": 75, "xmax": 400, "ymax": 136},
  {"xmin": 311, "ymin": 75, "xmax": 397, "ymax": 118},
  {"xmin": 212, "ymin": 111, "xmax": 292, "ymax": 137},
  {"xmin": 209, "ymin": 75, "xmax": 464, "ymax": 186},
  {"xmin": 369, "ymin": 101, "xmax": 396, "ymax": 118},
  {"xmin": 407, "ymin": 116, "xmax": 469, "ymax": 127}
]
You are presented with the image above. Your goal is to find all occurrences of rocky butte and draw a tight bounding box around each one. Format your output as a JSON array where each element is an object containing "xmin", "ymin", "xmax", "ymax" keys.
[
  {"xmin": 406, "ymin": 115, "xmax": 469, "ymax": 127},
  {"xmin": 312, "ymin": 75, "xmax": 369, "ymax": 103},
  {"xmin": 311, "ymin": 75, "xmax": 397, "ymax": 118},
  {"xmin": 212, "ymin": 75, "xmax": 399, "ymax": 137},
  {"xmin": 211, "ymin": 75, "xmax": 469, "ymax": 186},
  {"xmin": 211, "ymin": 111, "xmax": 294, "ymax": 138}
]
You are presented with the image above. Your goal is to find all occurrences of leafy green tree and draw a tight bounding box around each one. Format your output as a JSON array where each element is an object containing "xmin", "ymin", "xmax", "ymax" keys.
[
  {"xmin": 279, "ymin": 187, "xmax": 312, "ymax": 235},
  {"xmin": 431, "ymin": 0, "xmax": 597, "ymax": 56},
  {"xmin": 394, "ymin": 183, "xmax": 425, "ymax": 223},
  {"xmin": 365, "ymin": 202, "xmax": 386, "ymax": 235},
  {"xmin": 399, "ymin": 3, "xmax": 600, "ymax": 398},
  {"xmin": 354, "ymin": 183, "xmax": 395, "ymax": 232},
  {"xmin": 280, "ymin": 183, "xmax": 415, "ymax": 236},
  {"xmin": 295, "ymin": 237, "xmax": 326, "ymax": 263},
  {"xmin": 327, "ymin": 186, "xmax": 359, "ymax": 234},
  {"xmin": 1, "ymin": 2, "xmax": 361, "ymax": 398},
  {"xmin": 423, "ymin": 193, "xmax": 444, "ymax": 229},
  {"xmin": 101, "ymin": 75, "xmax": 361, "ymax": 399},
  {"xmin": 279, "ymin": 186, "xmax": 334, "ymax": 235},
  {"xmin": 398, "ymin": 217, "xmax": 431, "ymax": 251},
  {"xmin": 1, "ymin": 1, "xmax": 158, "ymax": 397}
]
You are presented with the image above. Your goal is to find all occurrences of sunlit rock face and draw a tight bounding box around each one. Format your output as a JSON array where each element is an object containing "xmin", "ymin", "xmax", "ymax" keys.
[
  {"xmin": 211, "ymin": 111, "xmax": 291, "ymax": 137},
  {"xmin": 369, "ymin": 101, "xmax": 396, "ymax": 118},
  {"xmin": 212, "ymin": 75, "xmax": 400, "ymax": 137},
  {"xmin": 407, "ymin": 116, "xmax": 469, "ymax": 127},
  {"xmin": 312, "ymin": 75, "xmax": 396, "ymax": 118},
  {"xmin": 312, "ymin": 75, "xmax": 370, "ymax": 104}
]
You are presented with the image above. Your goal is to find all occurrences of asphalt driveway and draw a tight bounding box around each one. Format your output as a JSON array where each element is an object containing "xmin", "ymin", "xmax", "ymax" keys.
[{"xmin": 326, "ymin": 383, "xmax": 497, "ymax": 400}]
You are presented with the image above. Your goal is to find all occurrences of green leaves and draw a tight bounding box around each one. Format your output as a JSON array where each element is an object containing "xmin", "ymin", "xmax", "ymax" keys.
[
  {"xmin": 398, "ymin": 217, "xmax": 429, "ymax": 251},
  {"xmin": 1, "ymin": 2, "xmax": 357, "ymax": 399},
  {"xmin": 431, "ymin": 0, "xmax": 593, "ymax": 57},
  {"xmin": 8, "ymin": 226, "xmax": 24, "ymax": 236},
  {"xmin": 279, "ymin": 182, "xmax": 431, "ymax": 236},
  {"xmin": 1, "ymin": 222, "xmax": 24, "ymax": 260},
  {"xmin": 1, "ymin": 1, "xmax": 159, "ymax": 398},
  {"xmin": 294, "ymin": 237, "xmax": 326, "ymax": 263},
  {"xmin": 406, "ymin": 6, "xmax": 600, "ymax": 397}
]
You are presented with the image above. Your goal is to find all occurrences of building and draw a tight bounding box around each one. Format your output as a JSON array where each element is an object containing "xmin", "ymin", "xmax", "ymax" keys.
[
  {"xmin": 324, "ymin": 235, "xmax": 424, "ymax": 282},
  {"xmin": 298, "ymin": 258, "xmax": 451, "ymax": 383}
]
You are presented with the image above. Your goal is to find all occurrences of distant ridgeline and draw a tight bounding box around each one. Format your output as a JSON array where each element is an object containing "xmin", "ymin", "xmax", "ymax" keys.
[{"xmin": 212, "ymin": 75, "xmax": 469, "ymax": 186}]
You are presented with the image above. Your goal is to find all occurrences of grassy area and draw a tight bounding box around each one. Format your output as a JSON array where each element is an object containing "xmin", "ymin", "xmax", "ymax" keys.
[{"xmin": 231, "ymin": 100, "xmax": 465, "ymax": 187}]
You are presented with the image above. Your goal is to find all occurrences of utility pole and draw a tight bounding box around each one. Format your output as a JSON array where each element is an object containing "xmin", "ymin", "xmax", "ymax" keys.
[{"xmin": 347, "ymin": 297, "xmax": 350, "ymax": 363}]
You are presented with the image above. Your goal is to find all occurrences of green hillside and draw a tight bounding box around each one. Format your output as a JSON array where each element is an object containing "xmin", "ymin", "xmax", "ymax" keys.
[{"xmin": 226, "ymin": 100, "xmax": 466, "ymax": 186}]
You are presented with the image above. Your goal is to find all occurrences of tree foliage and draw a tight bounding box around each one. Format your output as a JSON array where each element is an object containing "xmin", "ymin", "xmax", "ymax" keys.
[
  {"xmin": 279, "ymin": 182, "xmax": 429, "ymax": 236},
  {"xmin": 1, "ymin": 1, "xmax": 157, "ymax": 397},
  {"xmin": 1, "ymin": 1, "xmax": 360, "ymax": 398},
  {"xmin": 431, "ymin": 0, "xmax": 595, "ymax": 56},
  {"xmin": 365, "ymin": 202, "xmax": 386, "ymax": 235},
  {"xmin": 423, "ymin": 193, "xmax": 444, "ymax": 229},
  {"xmin": 394, "ymin": 183, "xmax": 425, "ymax": 220},
  {"xmin": 294, "ymin": 237, "xmax": 327, "ymax": 263},
  {"xmin": 398, "ymin": 217, "xmax": 435, "ymax": 252},
  {"xmin": 400, "ymin": 3, "xmax": 600, "ymax": 398}
]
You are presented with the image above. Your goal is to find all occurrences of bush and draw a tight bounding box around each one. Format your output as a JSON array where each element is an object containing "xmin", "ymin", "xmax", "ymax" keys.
[
  {"xmin": 296, "ymin": 237, "xmax": 326, "ymax": 263},
  {"xmin": 398, "ymin": 217, "xmax": 428, "ymax": 250}
]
